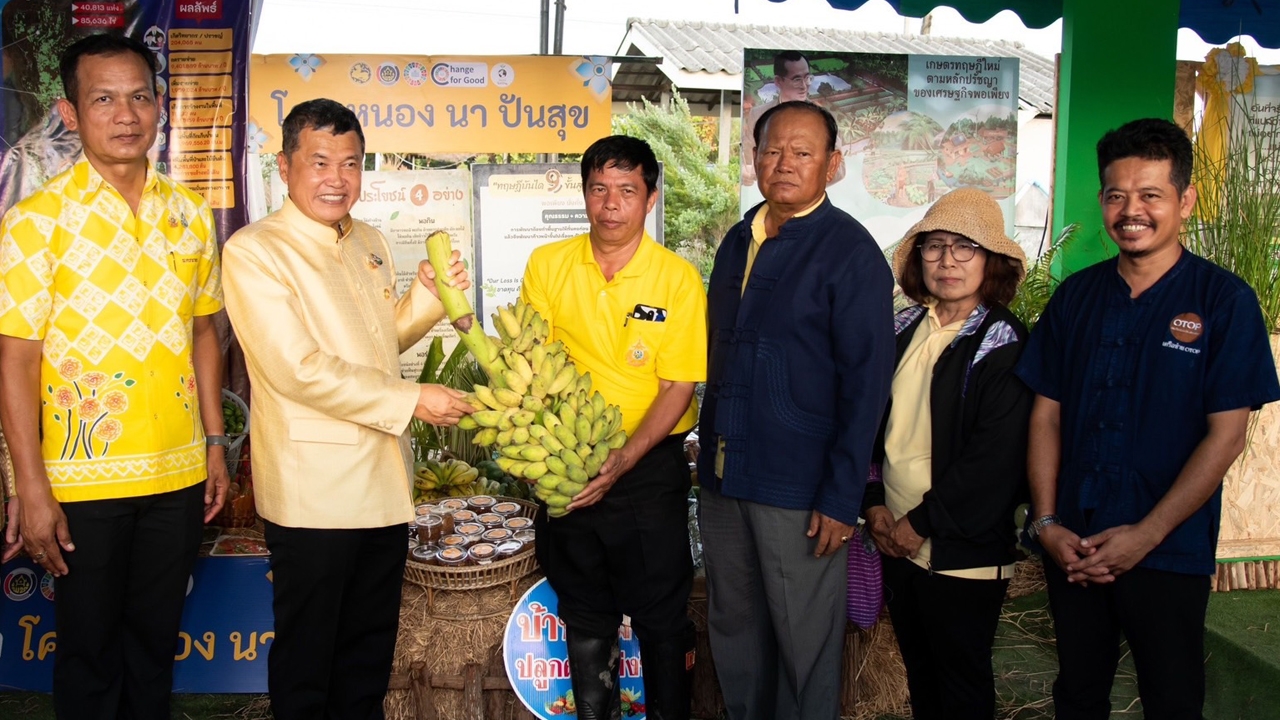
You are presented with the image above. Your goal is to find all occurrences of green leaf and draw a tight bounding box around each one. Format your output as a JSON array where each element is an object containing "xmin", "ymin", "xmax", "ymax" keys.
[
  {"xmin": 390, "ymin": 211, "xmax": 400, "ymax": 220},
  {"xmin": 53, "ymin": 414, "xmax": 61, "ymax": 422},
  {"xmin": 417, "ymin": 336, "xmax": 445, "ymax": 384},
  {"xmin": 113, "ymin": 372, "xmax": 124, "ymax": 379},
  {"xmin": 124, "ymin": 379, "xmax": 136, "ymax": 387},
  {"xmin": 47, "ymin": 384, "xmax": 53, "ymax": 394}
]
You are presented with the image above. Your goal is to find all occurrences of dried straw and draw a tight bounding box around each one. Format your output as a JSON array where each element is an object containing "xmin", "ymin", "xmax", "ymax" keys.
[
  {"xmin": 849, "ymin": 617, "xmax": 911, "ymax": 720},
  {"xmin": 385, "ymin": 574, "xmax": 542, "ymax": 720}
]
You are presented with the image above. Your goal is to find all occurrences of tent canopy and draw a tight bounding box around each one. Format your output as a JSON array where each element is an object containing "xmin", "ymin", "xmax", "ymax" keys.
[{"xmin": 774, "ymin": 0, "xmax": 1280, "ymax": 49}]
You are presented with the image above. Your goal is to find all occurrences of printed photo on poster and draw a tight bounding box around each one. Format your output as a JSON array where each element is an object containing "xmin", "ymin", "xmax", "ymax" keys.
[{"xmin": 740, "ymin": 49, "xmax": 1019, "ymax": 249}]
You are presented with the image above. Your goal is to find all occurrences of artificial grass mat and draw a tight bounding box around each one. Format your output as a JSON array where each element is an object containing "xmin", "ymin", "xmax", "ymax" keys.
[{"xmin": 1204, "ymin": 589, "xmax": 1280, "ymax": 719}]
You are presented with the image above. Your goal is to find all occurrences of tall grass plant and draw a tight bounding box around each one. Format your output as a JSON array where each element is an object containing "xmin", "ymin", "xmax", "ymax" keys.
[{"xmin": 1187, "ymin": 104, "xmax": 1280, "ymax": 333}]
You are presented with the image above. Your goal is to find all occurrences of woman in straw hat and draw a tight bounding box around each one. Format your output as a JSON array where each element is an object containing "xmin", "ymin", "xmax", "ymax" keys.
[{"xmin": 862, "ymin": 187, "xmax": 1033, "ymax": 720}]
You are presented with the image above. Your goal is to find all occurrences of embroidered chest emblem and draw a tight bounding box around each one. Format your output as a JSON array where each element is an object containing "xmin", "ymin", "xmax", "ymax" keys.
[
  {"xmin": 627, "ymin": 337, "xmax": 649, "ymax": 366},
  {"xmin": 367, "ymin": 253, "xmax": 383, "ymax": 270},
  {"xmin": 167, "ymin": 214, "xmax": 179, "ymax": 228}
]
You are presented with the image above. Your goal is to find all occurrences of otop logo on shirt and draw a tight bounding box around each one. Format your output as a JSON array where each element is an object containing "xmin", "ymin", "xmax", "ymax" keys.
[{"xmin": 1169, "ymin": 313, "xmax": 1204, "ymax": 343}]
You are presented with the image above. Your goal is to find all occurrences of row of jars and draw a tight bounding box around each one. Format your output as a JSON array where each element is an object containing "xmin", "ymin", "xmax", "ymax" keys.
[{"xmin": 408, "ymin": 496, "xmax": 535, "ymax": 566}]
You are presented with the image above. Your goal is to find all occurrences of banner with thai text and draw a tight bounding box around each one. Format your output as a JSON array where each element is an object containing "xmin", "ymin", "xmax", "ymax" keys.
[
  {"xmin": 740, "ymin": 50, "xmax": 1019, "ymax": 249},
  {"xmin": 1, "ymin": 556, "xmax": 274, "ymax": 692},
  {"xmin": 356, "ymin": 170, "xmax": 473, "ymax": 379},
  {"xmin": 0, "ymin": 0, "xmax": 253, "ymax": 241},
  {"xmin": 249, "ymin": 55, "xmax": 612, "ymax": 154}
]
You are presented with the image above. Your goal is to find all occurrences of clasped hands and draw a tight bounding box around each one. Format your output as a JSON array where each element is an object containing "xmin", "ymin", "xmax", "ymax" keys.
[
  {"xmin": 1038, "ymin": 522, "xmax": 1160, "ymax": 585},
  {"xmin": 864, "ymin": 505, "xmax": 924, "ymax": 559}
]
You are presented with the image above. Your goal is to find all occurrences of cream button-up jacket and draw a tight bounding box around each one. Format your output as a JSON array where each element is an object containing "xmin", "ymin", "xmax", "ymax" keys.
[{"xmin": 222, "ymin": 198, "xmax": 442, "ymax": 528}]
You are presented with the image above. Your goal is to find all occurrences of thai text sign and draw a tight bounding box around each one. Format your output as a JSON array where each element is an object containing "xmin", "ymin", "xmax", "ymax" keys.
[
  {"xmin": 504, "ymin": 578, "xmax": 646, "ymax": 718},
  {"xmin": 1, "ymin": 556, "xmax": 274, "ymax": 692},
  {"xmin": 249, "ymin": 55, "xmax": 613, "ymax": 153}
]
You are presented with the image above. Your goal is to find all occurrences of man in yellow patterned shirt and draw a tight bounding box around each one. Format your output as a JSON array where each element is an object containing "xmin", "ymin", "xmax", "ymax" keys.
[{"xmin": 0, "ymin": 34, "xmax": 227, "ymax": 720}]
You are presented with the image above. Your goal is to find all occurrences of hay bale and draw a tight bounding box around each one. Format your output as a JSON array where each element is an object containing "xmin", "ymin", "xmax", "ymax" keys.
[
  {"xmin": 385, "ymin": 574, "xmax": 543, "ymax": 720},
  {"xmin": 850, "ymin": 617, "xmax": 910, "ymax": 720}
]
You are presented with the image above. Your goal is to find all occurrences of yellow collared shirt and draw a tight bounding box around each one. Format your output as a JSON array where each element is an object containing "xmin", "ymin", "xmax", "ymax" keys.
[
  {"xmin": 0, "ymin": 159, "xmax": 223, "ymax": 502},
  {"xmin": 521, "ymin": 232, "xmax": 707, "ymax": 436},
  {"xmin": 884, "ymin": 305, "xmax": 1015, "ymax": 580}
]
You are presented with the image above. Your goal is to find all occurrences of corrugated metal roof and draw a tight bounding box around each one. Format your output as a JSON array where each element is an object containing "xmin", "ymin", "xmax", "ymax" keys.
[{"xmin": 616, "ymin": 17, "xmax": 1056, "ymax": 114}]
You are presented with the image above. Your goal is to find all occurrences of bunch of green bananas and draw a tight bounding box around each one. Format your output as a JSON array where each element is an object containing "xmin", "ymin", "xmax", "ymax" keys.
[
  {"xmin": 457, "ymin": 300, "xmax": 627, "ymax": 517},
  {"xmin": 412, "ymin": 458, "xmax": 480, "ymax": 503}
]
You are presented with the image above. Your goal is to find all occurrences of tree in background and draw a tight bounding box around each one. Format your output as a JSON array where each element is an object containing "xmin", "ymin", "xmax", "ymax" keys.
[{"xmin": 613, "ymin": 92, "xmax": 740, "ymax": 279}]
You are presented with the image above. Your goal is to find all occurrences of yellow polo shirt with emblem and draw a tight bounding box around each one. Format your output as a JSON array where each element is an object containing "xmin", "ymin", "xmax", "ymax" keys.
[
  {"xmin": 0, "ymin": 159, "xmax": 222, "ymax": 502},
  {"xmin": 521, "ymin": 232, "xmax": 706, "ymax": 436}
]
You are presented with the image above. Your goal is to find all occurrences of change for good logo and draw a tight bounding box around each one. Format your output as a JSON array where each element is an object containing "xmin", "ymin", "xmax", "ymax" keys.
[
  {"xmin": 430, "ymin": 61, "xmax": 489, "ymax": 88},
  {"xmin": 1169, "ymin": 312, "xmax": 1204, "ymax": 343}
]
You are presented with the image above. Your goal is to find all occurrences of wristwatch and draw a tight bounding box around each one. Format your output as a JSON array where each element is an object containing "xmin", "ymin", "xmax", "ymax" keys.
[
  {"xmin": 1028, "ymin": 514, "xmax": 1061, "ymax": 540},
  {"xmin": 205, "ymin": 435, "xmax": 231, "ymax": 447}
]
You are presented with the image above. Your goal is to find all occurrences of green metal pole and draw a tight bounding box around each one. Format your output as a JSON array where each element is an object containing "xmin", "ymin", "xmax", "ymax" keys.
[{"xmin": 1052, "ymin": 0, "xmax": 1180, "ymax": 275}]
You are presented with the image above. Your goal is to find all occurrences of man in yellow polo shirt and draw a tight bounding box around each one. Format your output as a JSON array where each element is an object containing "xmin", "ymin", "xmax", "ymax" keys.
[
  {"xmin": 0, "ymin": 34, "xmax": 227, "ymax": 720},
  {"xmin": 521, "ymin": 135, "xmax": 707, "ymax": 720}
]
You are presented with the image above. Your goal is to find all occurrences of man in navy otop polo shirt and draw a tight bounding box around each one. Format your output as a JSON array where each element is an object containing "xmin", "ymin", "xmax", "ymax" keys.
[{"xmin": 1015, "ymin": 118, "xmax": 1280, "ymax": 719}]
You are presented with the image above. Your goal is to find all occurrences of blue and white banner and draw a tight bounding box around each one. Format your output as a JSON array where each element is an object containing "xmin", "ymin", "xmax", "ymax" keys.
[{"xmin": 1, "ymin": 555, "xmax": 274, "ymax": 692}]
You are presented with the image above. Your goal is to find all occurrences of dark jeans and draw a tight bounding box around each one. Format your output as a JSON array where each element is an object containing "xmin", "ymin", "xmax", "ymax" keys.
[
  {"xmin": 53, "ymin": 482, "xmax": 205, "ymax": 720},
  {"xmin": 263, "ymin": 521, "xmax": 408, "ymax": 720},
  {"xmin": 1045, "ymin": 561, "xmax": 1211, "ymax": 720},
  {"xmin": 883, "ymin": 556, "xmax": 1010, "ymax": 720},
  {"xmin": 535, "ymin": 434, "xmax": 693, "ymax": 642}
]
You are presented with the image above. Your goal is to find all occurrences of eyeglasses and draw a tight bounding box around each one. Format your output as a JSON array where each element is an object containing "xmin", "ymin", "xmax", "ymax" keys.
[{"xmin": 919, "ymin": 240, "xmax": 982, "ymax": 263}]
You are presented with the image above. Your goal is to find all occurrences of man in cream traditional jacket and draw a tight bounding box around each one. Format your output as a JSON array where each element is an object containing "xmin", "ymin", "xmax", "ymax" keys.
[{"xmin": 221, "ymin": 99, "xmax": 473, "ymax": 720}]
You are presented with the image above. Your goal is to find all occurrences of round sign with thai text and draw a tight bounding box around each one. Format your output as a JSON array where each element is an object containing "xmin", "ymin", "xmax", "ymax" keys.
[{"xmin": 503, "ymin": 578, "xmax": 646, "ymax": 718}]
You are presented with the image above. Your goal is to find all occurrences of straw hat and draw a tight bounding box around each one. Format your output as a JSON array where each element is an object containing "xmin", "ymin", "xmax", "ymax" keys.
[{"xmin": 891, "ymin": 187, "xmax": 1027, "ymax": 283}]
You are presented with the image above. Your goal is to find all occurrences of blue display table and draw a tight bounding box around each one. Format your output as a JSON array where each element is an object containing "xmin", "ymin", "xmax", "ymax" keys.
[{"xmin": 1, "ymin": 555, "xmax": 275, "ymax": 692}]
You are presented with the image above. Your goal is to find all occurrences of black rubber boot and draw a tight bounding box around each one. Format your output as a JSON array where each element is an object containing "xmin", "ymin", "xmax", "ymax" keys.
[
  {"xmin": 638, "ymin": 626, "xmax": 696, "ymax": 720},
  {"xmin": 566, "ymin": 629, "xmax": 621, "ymax": 720}
]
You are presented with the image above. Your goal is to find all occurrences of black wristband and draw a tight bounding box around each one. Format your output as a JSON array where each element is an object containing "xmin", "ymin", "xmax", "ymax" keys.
[{"xmin": 205, "ymin": 435, "xmax": 231, "ymax": 447}]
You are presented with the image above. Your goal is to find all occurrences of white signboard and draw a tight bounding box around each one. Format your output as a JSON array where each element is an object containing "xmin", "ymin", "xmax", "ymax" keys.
[{"xmin": 472, "ymin": 163, "xmax": 662, "ymax": 333}]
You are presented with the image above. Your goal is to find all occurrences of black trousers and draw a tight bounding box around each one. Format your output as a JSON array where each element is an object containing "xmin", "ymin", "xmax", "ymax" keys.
[
  {"xmin": 1045, "ymin": 561, "xmax": 1211, "ymax": 720},
  {"xmin": 53, "ymin": 482, "xmax": 205, "ymax": 720},
  {"xmin": 535, "ymin": 434, "xmax": 693, "ymax": 642},
  {"xmin": 263, "ymin": 521, "xmax": 408, "ymax": 720},
  {"xmin": 883, "ymin": 556, "xmax": 1010, "ymax": 720}
]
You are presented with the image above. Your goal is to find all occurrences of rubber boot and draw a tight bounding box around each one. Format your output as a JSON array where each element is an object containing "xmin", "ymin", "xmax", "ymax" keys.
[
  {"xmin": 638, "ymin": 625, "xmax": 696, "ymax": 720},
  {"xmin": 566, "ymin": 629, "xmax": 621, "ymax": 720}
]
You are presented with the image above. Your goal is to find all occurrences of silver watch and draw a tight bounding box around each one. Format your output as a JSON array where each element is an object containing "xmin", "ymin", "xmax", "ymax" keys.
[{"xmin": 1028, "ymin": 514, "xmax": 1061, "ymax": 540}]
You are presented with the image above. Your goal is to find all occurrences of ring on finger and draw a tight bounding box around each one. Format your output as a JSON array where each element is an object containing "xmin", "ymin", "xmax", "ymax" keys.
[{"xmin": 32, "ymin": 550, "xmax": 47, "ymax": 561}]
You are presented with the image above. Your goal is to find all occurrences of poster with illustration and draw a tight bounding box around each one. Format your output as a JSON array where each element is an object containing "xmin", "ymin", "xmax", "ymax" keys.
[{"xmin": 741, "ymin": 49, "xmax": 1019, "ymax": 249}]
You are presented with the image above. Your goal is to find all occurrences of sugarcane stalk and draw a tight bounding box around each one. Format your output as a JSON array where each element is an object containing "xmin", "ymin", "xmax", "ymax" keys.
[{"xmin": 424, "ymin": 231, "xmax": 504, "ymax": 379}]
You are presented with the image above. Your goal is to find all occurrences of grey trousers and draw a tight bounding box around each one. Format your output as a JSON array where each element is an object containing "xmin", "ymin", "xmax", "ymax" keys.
[{"xmin": 699, "ymin": 487, "xmax": 849, "ymax": 720}]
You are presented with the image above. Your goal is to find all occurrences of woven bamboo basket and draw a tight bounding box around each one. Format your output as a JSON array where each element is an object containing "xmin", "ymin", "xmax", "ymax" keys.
[{"xmin": 404, "ymin": 497, "xmax": 539, "ymax": 609}]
